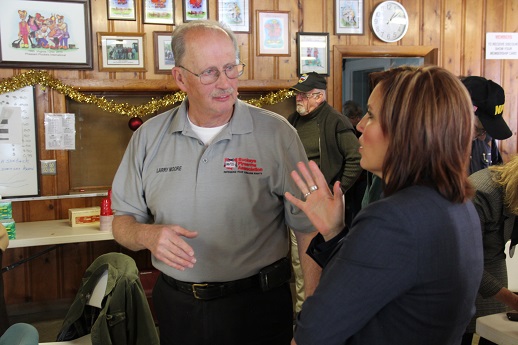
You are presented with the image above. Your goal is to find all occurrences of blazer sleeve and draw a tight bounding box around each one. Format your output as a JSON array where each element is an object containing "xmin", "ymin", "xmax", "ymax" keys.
[{"xmin": 306, "ymin": 229, "xmax": 348, "ymax": 268}]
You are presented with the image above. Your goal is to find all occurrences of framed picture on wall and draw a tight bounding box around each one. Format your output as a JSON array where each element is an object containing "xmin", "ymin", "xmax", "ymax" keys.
[
  {"xmin": 256, "ymin": 10, "xmax": 290, "ymax": 56},
  {"xmin": 297, "ymin": 32, "xmax": 330, "ymax": 76},
  {"xmin": 153, "ymin": 31, "xmax": 174, "ymax": 74},
  {"xmin": 183, "ymin": 0, "xmax": 209, "ymax": 22},
  {"xmin": 334, "ymin": 0, "xmax": 364, "ymax": 35},
  {"xmin": 97, "ymin": 32, "xmax": 146, "ymax": 72},
  {"xmin": 217, "ymin": 0, "xmax": 250, "ymax": 33},
  {"xmin": 0, "ymin": 0, "xmax": 93, "ymax": 69},
  {"xmin": 107, "ymin": 0, "xmax": 136, "ymax": 20},
  {"xmin": 143, "ymin": 0, "xmax": 174, "ymax": 25}
]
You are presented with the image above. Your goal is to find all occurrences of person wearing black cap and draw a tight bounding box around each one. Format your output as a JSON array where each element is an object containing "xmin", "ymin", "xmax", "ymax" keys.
[
  {"xmin": 461, "ymin": 77, "xmax": 514, "ymax": 345},
  {"xmin": 287, "ymin": 72, "xmax": 362, "ymax": 314},
  {"xmin": 462, "ymin": 76, "xmax": 512, "ymax": 174}
]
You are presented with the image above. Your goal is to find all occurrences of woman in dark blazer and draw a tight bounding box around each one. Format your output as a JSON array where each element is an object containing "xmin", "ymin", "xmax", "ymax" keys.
[
  {"xmin": 463, "ymin": 155, "xmax": 518, "ymax": 345},
  {"xmin": 285, "ymin": 66, "xmax": 484, "ymax": 345}
]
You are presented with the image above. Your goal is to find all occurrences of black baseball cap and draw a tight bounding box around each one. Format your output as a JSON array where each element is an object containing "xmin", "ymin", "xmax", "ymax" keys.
[
  {"xmin": 291, "ymin": 72, "xmax": 327, "ymax": 92},
  {"xmin": 462, "ymin": 76, "xmax": 511, "ymax": 140}
]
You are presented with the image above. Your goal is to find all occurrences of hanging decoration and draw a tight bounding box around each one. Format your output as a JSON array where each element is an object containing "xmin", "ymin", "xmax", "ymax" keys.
[
  {"xmin": 245, "ymin": 89, "xmax": 294, "ymax": 109},
  {"xmin": 128, "ymin": 117, "xmax": 144, "ymax": 131},
  {"xmin": 0, "ymin": 70, "xmax": 295, "ymax": 119}
]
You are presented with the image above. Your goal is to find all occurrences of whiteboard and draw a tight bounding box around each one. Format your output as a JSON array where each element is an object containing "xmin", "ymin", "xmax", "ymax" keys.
[{"xmin": 0, "ymin": 86, "xmax": 39, "ymax": 198}]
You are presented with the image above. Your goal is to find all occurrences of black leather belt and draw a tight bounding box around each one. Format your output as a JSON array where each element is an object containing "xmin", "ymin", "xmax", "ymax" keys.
[{"xmin": 162, "ymin": 273, "xmax": 261, "ymax": 300}]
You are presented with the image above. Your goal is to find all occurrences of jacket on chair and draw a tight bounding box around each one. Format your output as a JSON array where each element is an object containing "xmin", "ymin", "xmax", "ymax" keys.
[{"xmin": 56, "ymin": 253, "xmax": 159, "ymax": 345}]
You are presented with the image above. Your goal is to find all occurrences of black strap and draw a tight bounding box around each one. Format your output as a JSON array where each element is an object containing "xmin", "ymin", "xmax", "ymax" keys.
[{"xmin": 1, "ymin": 244, "xmax": 62, "ymax": 273}]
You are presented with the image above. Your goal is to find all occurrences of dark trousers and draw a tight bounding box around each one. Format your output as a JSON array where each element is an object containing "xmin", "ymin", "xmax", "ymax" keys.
[{"xmin": 153, "ymin": 273, "xmax": 293, "ymax": 345}]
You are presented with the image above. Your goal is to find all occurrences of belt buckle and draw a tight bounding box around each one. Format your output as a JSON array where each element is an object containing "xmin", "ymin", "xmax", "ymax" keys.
[{"xmin": 192, "ymin": 283, "xmax": 208, "ymax": 299}]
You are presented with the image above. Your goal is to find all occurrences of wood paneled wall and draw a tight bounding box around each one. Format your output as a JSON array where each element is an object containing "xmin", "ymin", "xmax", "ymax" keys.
[{"xmin": 1, "ymin": 0, "xmax": 517, "ymax": 316}]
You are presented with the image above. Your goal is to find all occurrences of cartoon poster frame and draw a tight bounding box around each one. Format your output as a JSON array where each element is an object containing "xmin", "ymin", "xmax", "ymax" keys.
[
  {"xmin": 297, "ymin": 32, "xmax": 330, "ymax": 76},
  {"xmin": 153, "ymin": 31, "xmax": 174, "ymax": 74},
  {"xmin": 256, "ymin": 10, "xmax": 290, "ymax": 57},
  {"xmin": 107, "ymin": 0, "xmax": 136, "ymax": 21},
  {"xmin": 0, "ymin": 0, "xmax": 93, "ymax": 69},
  {"xmin": 217, "ymin": 0, "xmax": 250, "ymax": 33},
  {"xmin": 183, "ymin": 0, "xmax": 209, "ymax": 22},
  {"xmin": 143, "ymin": 0, "xmax": 174, "ymax": 25},
  {"xmin": 335, "ymin": 0, "xmax": 364, "ymax": 35},
  {"xmin": 97, "ymin": 32, "xmax": 146, "ymax": 72}
]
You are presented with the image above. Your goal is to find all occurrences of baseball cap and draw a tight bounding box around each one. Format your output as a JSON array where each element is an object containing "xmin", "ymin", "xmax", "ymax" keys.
[
  {"xmin": 462, "ymin": 76, "xmax": 511, "ymax": 140},
  {"xmin": 291, "ymin": 72, "xmax": 327, "ymax": 92}
]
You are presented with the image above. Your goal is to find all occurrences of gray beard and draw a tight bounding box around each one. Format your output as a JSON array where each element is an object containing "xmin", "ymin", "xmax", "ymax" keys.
[{"xmin": 296, "ymin": 104, "xmax": 308, "ymax": 115}]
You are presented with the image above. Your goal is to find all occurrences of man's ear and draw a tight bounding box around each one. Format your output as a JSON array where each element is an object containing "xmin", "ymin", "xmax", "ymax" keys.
[{"xmin": 172, "ymin": 67, "xmax": 188, "ymax": 92}]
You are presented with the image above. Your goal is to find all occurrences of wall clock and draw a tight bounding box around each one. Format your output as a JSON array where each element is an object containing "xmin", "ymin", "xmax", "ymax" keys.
[{"xmin": 371, "ymin": 1, "xmax": 409, "ymax": 43}]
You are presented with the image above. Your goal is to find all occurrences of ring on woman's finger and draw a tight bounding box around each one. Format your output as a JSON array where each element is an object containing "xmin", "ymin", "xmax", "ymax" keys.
[
  {"xmin": 309, "ymin": 185, "xmax": 318, "ymax": 192},
  {"xmin": 304, "ymin": 192, "xmax": 311, "ymax": 198}
]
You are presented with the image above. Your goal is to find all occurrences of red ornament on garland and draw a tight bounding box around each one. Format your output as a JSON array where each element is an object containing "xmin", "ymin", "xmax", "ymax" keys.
[{"xmin": 128, "ymin": 117, "xmax": 143, "ymax": 131}]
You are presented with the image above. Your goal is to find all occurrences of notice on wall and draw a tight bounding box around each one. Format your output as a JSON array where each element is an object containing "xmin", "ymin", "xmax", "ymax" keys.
[
  {"xmin": 44, "ymin": 113, "xmax": 76, "ymax": 150},
  {"xmin": 486, "ymin": 32, "xmax": 518, "ymax": 60},
  {"xmin": 0, "ymin": 86, "xmax": 39, "ymax": 198}
]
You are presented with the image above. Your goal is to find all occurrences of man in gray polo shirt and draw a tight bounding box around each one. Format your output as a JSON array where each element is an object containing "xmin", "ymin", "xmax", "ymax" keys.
[{"xmin": 111, "ymin": 20, "xmax": 320, "ymax": 345}]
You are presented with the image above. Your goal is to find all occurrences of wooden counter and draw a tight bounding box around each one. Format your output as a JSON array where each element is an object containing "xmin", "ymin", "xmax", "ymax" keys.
[{"xmin": 8, "ymin": 220, "xmax": 114, "ymax": 249}]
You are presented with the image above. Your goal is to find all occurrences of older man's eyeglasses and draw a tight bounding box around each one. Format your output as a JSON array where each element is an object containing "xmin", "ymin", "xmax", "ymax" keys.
[
  {"xmin": 178, "ymin": 62, "xmax": 246, "ymax": 85},
  {"xmin": 295, "ymin": 92, "xmax": 322, "ymax": 99},
  {"xmin": 474, "ymin": 125, "xmax": 487, "ymax": 136}
]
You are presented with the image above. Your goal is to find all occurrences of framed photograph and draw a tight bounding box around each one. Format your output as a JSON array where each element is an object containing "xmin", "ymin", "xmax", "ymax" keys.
[
  {"xmin": 256, "ymin": 11, "xmax": 290, "ymax": 57},
  {"xmin": 0, "ymin": 0, "xmax": 93, "ymax": 69},
  {"xmin": 183, "ymin": 0, "xmax": 209, "ymax": 22},
  {"xmin": 335, "ymin": 0, "xmax": 364, "ymax": 35},
  {"xmin": 97, "ymin": 32, "xmax": 146, "ymax": 72},
  {"xmin": 143, "ymin": 0, "xmax": 174, "ymax": 25},
  {"xmin": 217, "ymin": 0, "xmax": 250, "ymax": 33},
  {"xmin": 107, "ymin": 0, "xmax": 136, "ymax": 20},
  {"xmin": 297, "ymin": 32, "xmax": 330, "ymax": 76},
  {"xmin": 153, "ymin": 31, "xmax": 174, "ymax": 74}
]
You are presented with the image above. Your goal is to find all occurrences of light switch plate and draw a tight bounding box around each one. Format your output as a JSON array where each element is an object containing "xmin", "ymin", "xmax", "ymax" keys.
[{"xmin": 41, "ymin": 160, "xmax": 57, "ymax": 175}]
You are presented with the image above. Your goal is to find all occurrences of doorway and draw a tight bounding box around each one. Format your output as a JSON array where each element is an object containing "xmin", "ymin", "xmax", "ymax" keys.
[
  {"xmin": 331, "ymin": 45, "xmax": 438, "ymax": 113},
  {"xmin": 343, "ymin": 57, "xmax": 424, "ymax": 114}
]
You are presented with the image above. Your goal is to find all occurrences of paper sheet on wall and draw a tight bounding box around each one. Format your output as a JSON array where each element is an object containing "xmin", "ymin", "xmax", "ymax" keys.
[
  {"xmin": 486, "ymin": 32, "xmax": 518, "ymax": 60},
  {"xmin": 44, "ymin": 113, "xmax": 76, "ymax": 150}
]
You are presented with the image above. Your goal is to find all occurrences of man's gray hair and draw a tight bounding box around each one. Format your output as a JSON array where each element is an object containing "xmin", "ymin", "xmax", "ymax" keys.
[
  {"xmin": 315, "ymin": 88, "xmax": 327, "ymax": 101},
  {"xmin": 171, "ymin": 20, "xmax": 238, "ymax": 66}
]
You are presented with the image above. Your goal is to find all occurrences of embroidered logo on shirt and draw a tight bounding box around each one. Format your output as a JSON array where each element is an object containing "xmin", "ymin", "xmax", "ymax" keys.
[
  {"xmin": 156, "ymin": 166, "xmax": 182, "ymax": 173},
  {"xmin": 223, "ymin": 158, "xmax": 263, "ymax": 174}
]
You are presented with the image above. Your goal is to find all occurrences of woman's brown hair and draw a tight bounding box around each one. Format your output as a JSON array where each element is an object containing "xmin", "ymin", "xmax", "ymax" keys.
[{"xmin": 369, "ymin": 65, "xmax": 474, "ymax": 203}]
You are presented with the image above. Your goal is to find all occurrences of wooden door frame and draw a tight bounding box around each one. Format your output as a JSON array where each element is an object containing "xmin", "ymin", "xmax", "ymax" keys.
[{"xmin": 332, "ymin": 46, "xmax": 438, "ymax": 110}]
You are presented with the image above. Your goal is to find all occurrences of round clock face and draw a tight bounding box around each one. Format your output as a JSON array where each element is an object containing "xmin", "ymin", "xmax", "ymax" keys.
[{"xmin": 371, "ymin": 1, "xmax": 409, "ymax": 43}]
